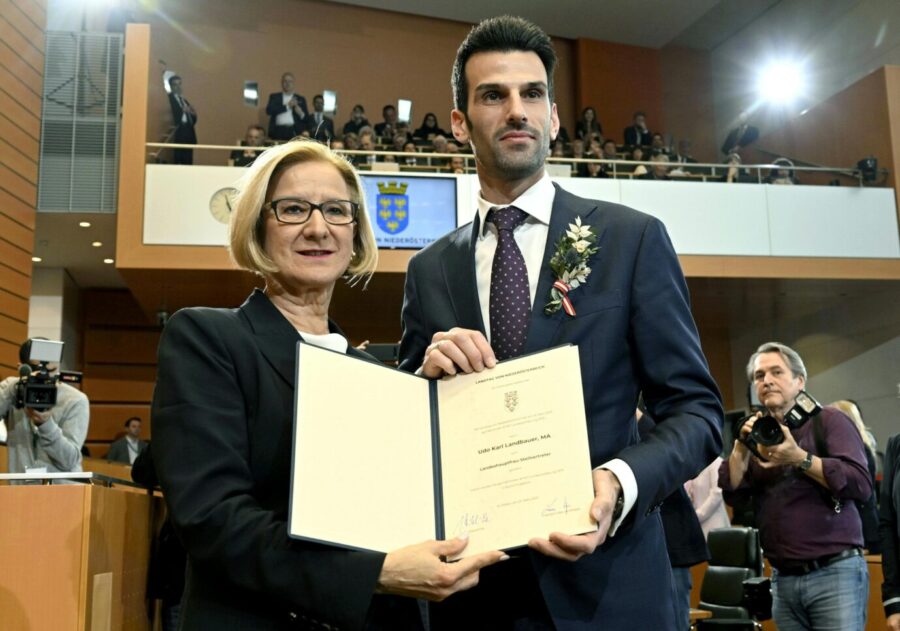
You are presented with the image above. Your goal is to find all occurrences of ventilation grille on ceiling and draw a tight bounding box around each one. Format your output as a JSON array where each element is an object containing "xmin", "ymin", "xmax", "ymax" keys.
[{"xmin": 38, "ymin": 31, "xmax": 123, "ymax": 213}]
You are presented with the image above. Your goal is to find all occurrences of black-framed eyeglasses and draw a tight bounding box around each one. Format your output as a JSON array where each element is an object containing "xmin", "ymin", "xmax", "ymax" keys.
[{"xmin": 266, "ymin": 198, "xmax": 359, "ymax": 225}]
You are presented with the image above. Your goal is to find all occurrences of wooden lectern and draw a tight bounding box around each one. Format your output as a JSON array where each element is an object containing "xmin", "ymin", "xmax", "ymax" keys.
[{"xmin": 0, "ymin": 481, "xmax": 154, "ymax": 630}]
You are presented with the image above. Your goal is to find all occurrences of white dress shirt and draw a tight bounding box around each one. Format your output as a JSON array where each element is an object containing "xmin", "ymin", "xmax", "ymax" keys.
[
  {"xmin": 473, "ymin": 172, "xmax": 637, "ymax": 533},
  {"xmin": 276, "ymin": 92, "xmax": 296, "ymax": 127}
]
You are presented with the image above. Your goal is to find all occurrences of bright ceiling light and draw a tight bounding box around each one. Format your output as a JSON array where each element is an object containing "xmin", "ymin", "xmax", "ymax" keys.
[
  {"xmin": 32, "ymin": 256, "xmax": 42, "ymax": 263},
  {"xmin": 757, "ymin": 61, "xmax": 805, "ymax": 105},
  {"xmin": 103, "ymin": 258, "xmax": 115, "ymax": 264},
  {"xmin": 92, "ymin": 241, "xmax": 103, "ymax": 247},
  {"xmin": 79, "ymin": 221, "xmax": 91, "ymax": 228}
]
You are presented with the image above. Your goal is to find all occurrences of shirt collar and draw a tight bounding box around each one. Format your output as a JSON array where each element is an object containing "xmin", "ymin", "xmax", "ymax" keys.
[{"xmin": 476, "ymin": 172, "xmax": 555, "ymax": 237}]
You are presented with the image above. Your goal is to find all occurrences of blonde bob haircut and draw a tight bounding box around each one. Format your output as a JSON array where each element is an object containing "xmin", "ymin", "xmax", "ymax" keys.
[{"xmin": 228, "ymin": 140, "xmax": 378, "ymax": 284}]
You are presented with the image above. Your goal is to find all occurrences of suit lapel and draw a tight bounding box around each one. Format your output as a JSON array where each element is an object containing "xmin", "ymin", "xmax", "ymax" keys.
[
  {"xmin": 524, "ymin": 184, "xmax": 599, "ymax": 354},
  {"xmin": 240, "ymin": 289, "xmax": 302, "ymax": 387},
  {"xmin": 441, "ymin": 220, "xmax": 486, "ymax": 334}
]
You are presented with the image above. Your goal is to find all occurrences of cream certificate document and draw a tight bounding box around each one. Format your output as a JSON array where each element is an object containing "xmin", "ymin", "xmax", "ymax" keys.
[
  {"xmin": 436, "ymin": 344, "xmax": 595, "ymax": 557},
  {"xmin": 289, "ymin": 343, "xmax": 595, "ymax": 558}
]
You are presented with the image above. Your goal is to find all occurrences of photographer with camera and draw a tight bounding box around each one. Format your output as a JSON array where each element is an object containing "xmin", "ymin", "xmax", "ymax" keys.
[
  {"xmin": 719, "ymin": 342, "xmax": 872, "ymax": 631},
  {"xmin": 0, "ymin": 339, "xmax": 89, "ymax": 479}
]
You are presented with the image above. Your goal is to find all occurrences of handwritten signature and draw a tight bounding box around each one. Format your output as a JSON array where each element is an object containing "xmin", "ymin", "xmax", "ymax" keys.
[
  {"xmin": 453, "ymin": 511, "xmax": 490, "ymax": 535},
  {"xmin": 541, "ymin": 497, "xmax": 572, "ymax": 516}
]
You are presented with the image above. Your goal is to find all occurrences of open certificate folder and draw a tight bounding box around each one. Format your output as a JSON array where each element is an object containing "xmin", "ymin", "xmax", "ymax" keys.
[{"xmin": 288, "ymin": 344, "xmax": 596, "ymax": 559}]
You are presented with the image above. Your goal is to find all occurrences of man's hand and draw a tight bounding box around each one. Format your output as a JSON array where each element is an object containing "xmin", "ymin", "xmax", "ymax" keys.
[
  {"xmin": 758, "ymin": 424, "xmax": 805, "ymax": 469},
  {"xmin": 887, "ymin": 613, "xmax": 900, "ymax": 631},
  {"xmin": 25, "ymin": 407, "xmax": 50, "ymax": 426},
  {"xmin": 420, "ymin": 328, "xmax": 496, "ymax": 378},
  {"xmin": 376, "ymin": 537, "xmax": 507, "ymax": 601},
  {"xmin": 528, "ymin": 468, "xmax": 621, "ymax": 561}
]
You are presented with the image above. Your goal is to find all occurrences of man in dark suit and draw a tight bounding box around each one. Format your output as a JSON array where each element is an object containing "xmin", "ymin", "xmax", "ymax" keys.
[
  {"xmin": 374, "ymin": 103, "xmax": 397, "ymax": 139},
  {"xmin": 305, "ymin": 94, "xmax": 335, "ymax": 142},
  {"xmin": 721, "ymin": 111, "xmax": 759, "ymax": 155},
  {"xmin": 398, "ymin": 16, "xmax": 723, "ymax": 629},
  {"xmin": 265, "ymin": 72, "xmax": 307, "ymax": 141},
  {"xmin": 107, "ymin": 416, "xmax": 148, "ymax": 464},
  {"xmin": 623, "ymin": 110, "xmax": 652, "ymax": 147},
  {"xmin": 167, "ymin": 75, "xmax": 197, "ymax": 165}
]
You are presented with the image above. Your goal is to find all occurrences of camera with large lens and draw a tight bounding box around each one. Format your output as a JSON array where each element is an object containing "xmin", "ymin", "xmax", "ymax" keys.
[
  {"xmin": 14, "ymin": 339, "xmax": 65, "ymax": 411},
  {"xmin": 739, "ymin": 390, "xmax": 822, "ymax": 461}
]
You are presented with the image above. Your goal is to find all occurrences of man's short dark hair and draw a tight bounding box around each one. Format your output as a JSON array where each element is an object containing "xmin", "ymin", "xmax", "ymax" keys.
[
  {"xmin": 451, "ymin": 15, "xmax": 557, "ymax": 114},
  {"xmin": 383, "ymin": 104, "xmax": 396, "ymax": 115},
  {"xmin": 247, "ymin": 124, "xmax": 264, "ymax": 134},
  {"xmin": 314, "ymin": 94, "xmax": 323, "ymax": 102},
  {"xmin": 168, "ymin": 75, "xmax": 181, "ymax": 88},
  {"xmin": 124, "ymin": 416, "xmax": 141, "ymax": 427}
]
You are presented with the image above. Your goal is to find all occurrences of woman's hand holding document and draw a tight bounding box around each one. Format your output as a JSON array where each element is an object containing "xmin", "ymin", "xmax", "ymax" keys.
[{"xmin": 290, "ymin": 342, "xmax": 596, "ymax": 560}]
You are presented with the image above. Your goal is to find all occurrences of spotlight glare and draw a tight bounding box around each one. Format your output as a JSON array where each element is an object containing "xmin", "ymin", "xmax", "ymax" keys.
[
  {"xmin": 32, "ymin": 256, "xmax": 42, "ymax": 263},
  {"xmin": 92, "ymin": 241, "xmax": 103, "ymax": 247},
  {"xmin": 757, "ymin": 61, "xmax": 805, "ymax": 105},
  {"xmin": 79, "ymin": 221, "xmax": 91, "ymax": 228},
  {"xmin": 103, "ymin": 258, "xmax": 115, "ymax": 264}
]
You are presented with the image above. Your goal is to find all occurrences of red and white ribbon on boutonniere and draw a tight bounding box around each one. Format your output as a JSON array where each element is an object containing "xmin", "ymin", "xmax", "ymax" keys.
[
  {"xmin": 552, "ymin": 280, "xmax": 577, "ymax": 316},
  {"xmin": 544, "ymin": 216, "xmax": 600, "ymax": 317}
]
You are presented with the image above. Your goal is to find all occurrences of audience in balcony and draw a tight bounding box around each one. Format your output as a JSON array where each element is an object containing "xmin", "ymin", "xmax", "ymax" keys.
[
  {"xmin": 431, "ymin": 135, "xmax": 450, "ymax": 167},
  {"xmin": 630, "ymin": 146, "xmax": 648, "ymax": 177},
  {"xmin": 570, "ymin": 138, "xmax": 585, "ymax": 160},
  {"xmin": 374, "ymin": 103, "xmax": 397, "ymax": 139},
  {"xmin": 342, "ymin": 104, "xmax": 369, "ymax": 135},
  {"xmin": 306, "ymin": 95, "xmax": 335, "ymax": 142},
  {"xmin": 575, "ymin": 106, "xmax": 603, "ymax": 143},
  {"xmin": 650, "ymin": 133, "xmax": 670, "ymax": 156},
  {"xmin": 167, "ymin": 75, "xmax": 198, "ymax": 165},
  {"xmin": 671, "ymin": 140, "xmax": 698, "ymax": 166},
  {"xmin": 342, "ymin": 132, "xmax": 359, "ymax": 151},
  {"xmin": 266, "ymin": 72, "xmax": 307, "ymax": 141},
  {"xmin": 449, "ymin": 155, "xmax": 466, "ymax": 174},
  {"xmin": 413, "ymin": 112, "xmax": 448, "ymax": 141},
  {"xmin": 641, "ymin": 152, "xmax": 671, "ymax": 180},
  {"xmin": 402, "ymin": 141, "xmax": 418, "ymax": 166},
  {"xmin": 230, "ymin": 125, "xmax": 268, "ymax": 167},
  {"xmin": 723, "ymin": 152, "xmax": 754, "ymax": 183},
  {"xmin": 721, "ymin": 111, "xmax": 759, "ymax": 155},
  {"xmin": 623, "ymin": 110, "xmax": 652, "ymax": 147},
  {"xmin": 765, "ymin": 157, "xmax": 800, "ymax": 185}
]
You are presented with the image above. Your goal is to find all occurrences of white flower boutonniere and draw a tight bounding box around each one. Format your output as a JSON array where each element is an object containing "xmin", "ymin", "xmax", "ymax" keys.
[{"xmin": 543, "ymin": 216, "xmax": 599, "ymax": 316}]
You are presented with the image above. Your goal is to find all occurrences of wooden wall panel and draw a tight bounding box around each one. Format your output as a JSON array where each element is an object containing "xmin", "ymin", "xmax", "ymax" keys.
[
  {"xmin": 0, "ymin": 41, "xmax": 42, "ymax": 95},
  {"xmin": 574, "ymin": 38, "xmax": 663, "ymax": 146},
  {"xmin": 0, "ymin": 287, "xmax": 28, "ymax": 321},
  {"xmin": 80, "ymin": 290, "xmax": 159, "ymax": 451},
  {"xmin": 0, "ymin": 0, "xmax": 44, "ymax": 44},
  {"xmin": 659, "ymin": 45, "xmax": 717, "ymax": 163},
  {"xmin": 0, "ymin": 138, "xmax": 38, "ymax": 183},
  {"xmin": 0, "ymin": 188, "xmax": 37, "ymax": 228},
  {"xmin": 0, "ymin": 0, "xmax": 42, "ymax": 377},
  {"xmin": 0, "ymin": 89, "xmax": 40, "ymax": 138},
  {"xmin": 87, "ymin": 404, "xmax": 152, "ymax": 442},
  {"xmin": 0, "ymin": 235, "xmax": 32, "ymax": 271},
  {"xmin": 0, "ymin": 14, "xmax": 43, "ymax": 74},
  {"xmin": 0, "ymin": 266, "xmax": 31, "ymax": 300}
]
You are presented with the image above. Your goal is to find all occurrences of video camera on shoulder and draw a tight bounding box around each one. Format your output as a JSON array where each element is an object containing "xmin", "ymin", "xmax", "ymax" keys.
[
  {"xmin": 14, "ymin": 338, "xmax": 71, "ymax": 411},
  {"xmin": 738, "ymin": 390, "xmax": 822, "ymax": 461}
]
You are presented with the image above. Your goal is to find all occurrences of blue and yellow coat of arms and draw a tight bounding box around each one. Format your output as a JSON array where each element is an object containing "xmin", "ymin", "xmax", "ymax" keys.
[{"xmin": 376, "ymin": 181, "xmax": 409, "ymax": 234}]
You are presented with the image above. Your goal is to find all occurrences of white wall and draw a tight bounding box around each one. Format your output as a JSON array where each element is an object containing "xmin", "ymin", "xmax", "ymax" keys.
[
  {"xmin": 808, "ymin": 336, "xmax": 900, "ymax": 451},
  {"xmin": 710, "ymin": 0, "xmax": 900, "ymax": 151},
  {"xmin": 28, "ymin": 268, "xmax": 82, "ymax": 371}
]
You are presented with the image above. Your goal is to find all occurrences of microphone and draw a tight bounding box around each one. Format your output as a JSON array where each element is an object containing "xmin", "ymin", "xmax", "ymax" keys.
[{"xmin": 18, "ymin": 364, "xmax": 32, "ymax": 378}]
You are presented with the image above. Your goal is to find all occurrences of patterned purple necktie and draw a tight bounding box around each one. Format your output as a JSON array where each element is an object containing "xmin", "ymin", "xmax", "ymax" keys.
[{"xmin": 487, "ymin": 206, "xmax": 530, "ymax": 361}]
